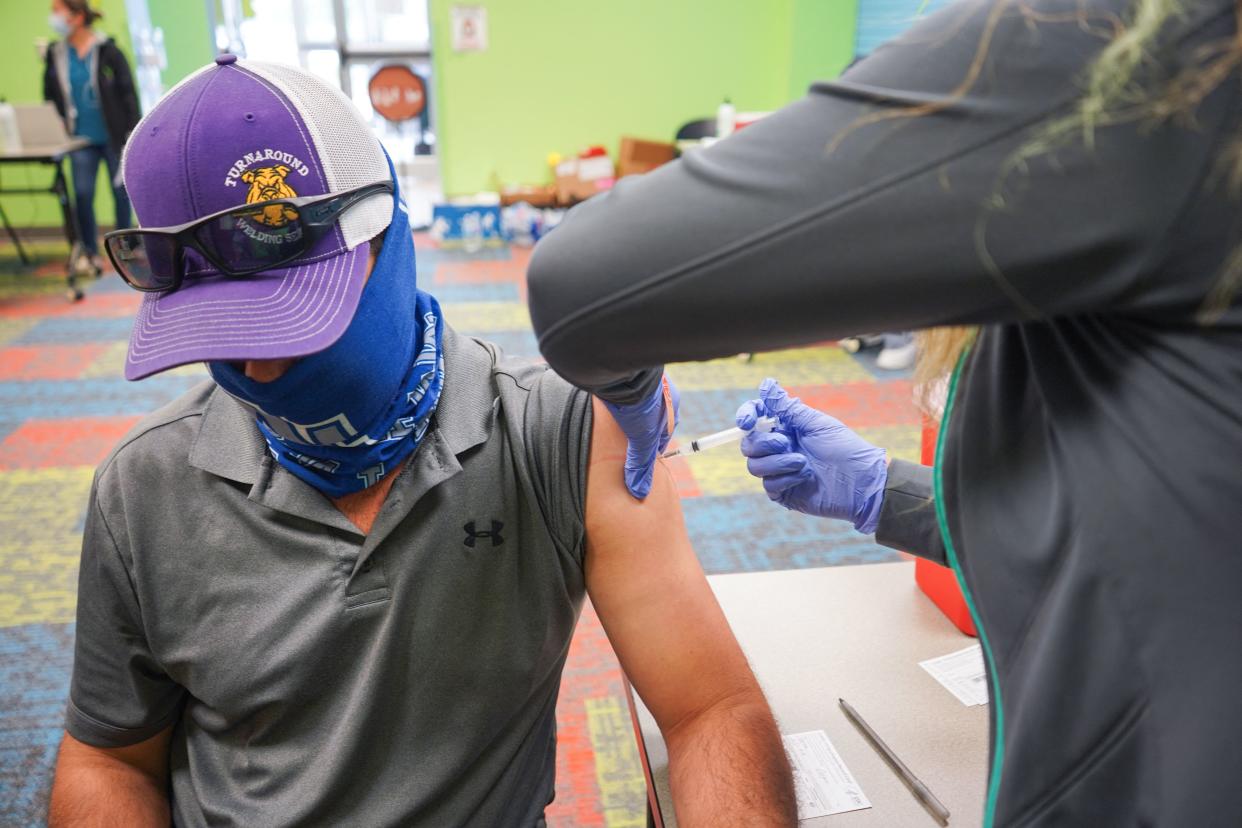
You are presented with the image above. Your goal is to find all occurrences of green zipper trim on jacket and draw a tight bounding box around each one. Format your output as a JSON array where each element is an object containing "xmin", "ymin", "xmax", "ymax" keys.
[{"xmin": 933, "ymin": 350, "xmax": 1004, "ymax": 828}]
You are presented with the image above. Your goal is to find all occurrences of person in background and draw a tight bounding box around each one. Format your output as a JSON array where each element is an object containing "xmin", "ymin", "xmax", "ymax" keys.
[
  {"xmin": 527, "ymin": 0, "xmax": 1242, "ymax": 824},
  {"xmin": 42, "ymin": 0, "xmax": 139, "ymax": 273}
]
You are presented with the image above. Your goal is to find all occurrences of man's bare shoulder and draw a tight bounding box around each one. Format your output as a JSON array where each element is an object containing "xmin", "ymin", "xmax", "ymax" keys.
[{"xmin": 583, "ymin": 397, "xmax": 682, "ymax": 542}]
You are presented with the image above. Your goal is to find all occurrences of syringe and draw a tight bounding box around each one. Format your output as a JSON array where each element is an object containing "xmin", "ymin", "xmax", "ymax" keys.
[{"xmin": 662, "ymin": 416, "xmax": 778, "ymax": 459}]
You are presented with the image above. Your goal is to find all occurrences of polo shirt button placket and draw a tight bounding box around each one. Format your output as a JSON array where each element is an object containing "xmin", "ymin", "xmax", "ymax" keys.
[{"xmin": 345, "ymin": 549, "xmax": 390, "ymax": 609}]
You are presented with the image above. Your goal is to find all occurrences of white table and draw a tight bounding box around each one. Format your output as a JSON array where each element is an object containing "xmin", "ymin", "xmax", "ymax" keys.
[
  {"xmin": 628, "ymin": 562, "xmax": 989, "ymax": 827},
  {"xmin": 1, "ymin": 137, "xmax": 92, "ymax": 300}
]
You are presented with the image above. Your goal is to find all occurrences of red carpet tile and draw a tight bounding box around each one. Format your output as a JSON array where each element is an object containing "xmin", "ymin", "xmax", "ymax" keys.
[
  {"xmin": 0, "ymin": 416, "xmax": 142, "ymax": 470},
  {"xmin": 548, "ymin": 601, "xmax": 626, "ymax": 827},
  {"xmin": 787, "ymin": 379, "xmax": 921, "ymax": 429},
  {"xmin": 0, "ymin": 344, "xmax": 109, "ymax": 381},
  {"xmin": 433, "ymin": 258, "xmax": 530, "ymax": 285},
  {"xmin": 0, "ymin": 292, "xmax": 140, "ymax": 319}
]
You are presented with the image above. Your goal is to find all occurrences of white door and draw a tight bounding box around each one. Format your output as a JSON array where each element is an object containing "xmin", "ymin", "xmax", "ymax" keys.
[{"xmin": 222, "ymin": 0, "xmax": 441, "ymax": 228}]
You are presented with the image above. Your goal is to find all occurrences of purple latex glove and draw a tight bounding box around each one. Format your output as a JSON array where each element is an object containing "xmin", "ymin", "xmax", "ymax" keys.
[
  {"xmin": 736, "ymin": 378, "xmax": 887, "ymax": 534},
  {"xmin": 603, "ymin": 375, "xmax": 681, "ymax": 499}
]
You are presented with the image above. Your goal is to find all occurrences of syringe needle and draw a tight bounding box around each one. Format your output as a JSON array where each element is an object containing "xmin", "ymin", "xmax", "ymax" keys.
[{"xmin": 662, "ymin": 416, "xmax": 778, "ymax": 459}]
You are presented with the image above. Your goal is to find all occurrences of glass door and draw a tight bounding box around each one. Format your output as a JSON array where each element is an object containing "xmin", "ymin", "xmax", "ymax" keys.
[{"xmin": 217, "ymin": 0, "xmax": 441, "ymax": 227}]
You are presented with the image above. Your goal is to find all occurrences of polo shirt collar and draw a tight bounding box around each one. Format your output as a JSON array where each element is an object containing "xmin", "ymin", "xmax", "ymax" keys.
[
  {"xmin": 189, "ymin": 382, "xmax": 267, "ymax": 484},
  {"xmin": 188, "ymin": 323, "xmax": 497, "ymax": 487},
  {"xmin": 435, "ymin": 325, "xmax": 497, "ymax": 456}
]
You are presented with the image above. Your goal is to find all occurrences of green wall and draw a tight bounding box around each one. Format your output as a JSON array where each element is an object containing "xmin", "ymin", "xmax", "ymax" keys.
[
  {"xmin": 429, "ymin": 0, "xmax": 859, "ymax": 195},
  {"xmin": 788, "ymin": 0, "xmax": 858, "ymax": 101},
  {"xmin": 0, "ymin": 0, "xmax": 135, "ymax": 229},
  {"xmin": 148, "ymin": 0, "xmax": 213, "ymax": 95},
  {"xmin": 2, "ymin": 0, "xmax": 859, "ymax": 224}
]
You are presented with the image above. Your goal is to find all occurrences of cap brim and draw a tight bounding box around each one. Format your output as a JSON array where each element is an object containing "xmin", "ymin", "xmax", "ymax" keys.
[{"xmin": 124, "ymin": 243, "xmax": 369, "ymax": 380}]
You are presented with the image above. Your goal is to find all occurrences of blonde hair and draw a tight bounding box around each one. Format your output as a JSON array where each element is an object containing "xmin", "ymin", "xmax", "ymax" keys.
[{"xmin": 913, "ymin": 0, "xmax": 1242, "ymax": 410}]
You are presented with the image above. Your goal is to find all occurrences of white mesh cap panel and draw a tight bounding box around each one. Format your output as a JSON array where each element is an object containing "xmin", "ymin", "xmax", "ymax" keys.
[
  {"xmin": 239, "ymin": 60, "xmax": 392, "ymax": 250},
  {"xmin": 120, "ymin": 62, "xmax": 215, "ymax": 184}
]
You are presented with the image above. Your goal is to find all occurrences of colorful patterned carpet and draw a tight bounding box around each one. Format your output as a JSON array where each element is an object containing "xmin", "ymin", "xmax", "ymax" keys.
[{"xmin": 0, "ymin": 236, "xmax": 920, "ymax": 826}]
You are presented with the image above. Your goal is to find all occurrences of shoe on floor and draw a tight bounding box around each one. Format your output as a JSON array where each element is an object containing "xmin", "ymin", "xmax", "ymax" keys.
[{"xmin": 876, "ymin": 341, "xmax": 916, "ymax": 371}]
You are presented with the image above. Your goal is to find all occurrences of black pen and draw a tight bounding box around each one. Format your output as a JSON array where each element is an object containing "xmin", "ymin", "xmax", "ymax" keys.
[{"xmin": 839, "ymin": 697, "xmax": 951, "ymax": 826}]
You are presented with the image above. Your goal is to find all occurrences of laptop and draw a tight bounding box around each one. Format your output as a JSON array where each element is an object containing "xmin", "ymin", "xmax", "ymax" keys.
[{"xmin": 14, "ymin": 103, "xmax": 73, "ymax": 150}]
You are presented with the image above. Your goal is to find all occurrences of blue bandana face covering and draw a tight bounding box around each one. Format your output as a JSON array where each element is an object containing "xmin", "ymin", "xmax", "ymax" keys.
[{"xmin": 209, "ymin": 178, "xmax": 445, "ymax": 498}]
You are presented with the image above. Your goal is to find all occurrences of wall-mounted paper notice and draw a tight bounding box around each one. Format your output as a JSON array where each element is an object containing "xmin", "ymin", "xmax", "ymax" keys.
[
  {"xmin": 783, "ymin": 730, "xmax": 872, "ymax": 819},
  {"xmin": 450, "ymin": 5, "xmax": 488, "ymax": 52},
  {"xmin": 920, "ymin": 643, "xmax": 989, "ymax": 706}
]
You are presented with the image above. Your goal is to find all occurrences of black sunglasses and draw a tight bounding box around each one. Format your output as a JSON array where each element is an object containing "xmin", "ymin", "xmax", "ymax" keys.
[{"xmin": 103, "ymin": 180, "xmax": 394, "ymax": 293}]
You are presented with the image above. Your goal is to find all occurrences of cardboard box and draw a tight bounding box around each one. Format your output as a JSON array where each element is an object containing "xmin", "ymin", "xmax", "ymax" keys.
[
  {"xmin": 555, "ymin": 156, "xmax": 615, "ymax": 204},
  {"xmin": 616, "ymin": 136, "xmax": 676, "ymax": 178},
  {"xmin": 499, "ymin": 185, "xmax": 558, "ymax": 208}
]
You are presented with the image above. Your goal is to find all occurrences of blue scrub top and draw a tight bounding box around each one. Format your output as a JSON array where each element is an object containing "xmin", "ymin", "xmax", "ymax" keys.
[{"xmin": 68, "ymin": 45, "xmax": 108, "ymax": 146}]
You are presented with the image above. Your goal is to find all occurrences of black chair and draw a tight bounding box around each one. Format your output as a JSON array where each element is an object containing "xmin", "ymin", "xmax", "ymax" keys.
[{"xmin": 674, "ymin": 118, "xmax": 716, "ymax": 141}]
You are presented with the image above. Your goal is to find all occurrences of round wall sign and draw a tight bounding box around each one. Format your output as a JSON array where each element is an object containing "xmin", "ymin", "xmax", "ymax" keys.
[{"xmin": 368, "ymin": 65, "xmax": 427, "ymax": 122}]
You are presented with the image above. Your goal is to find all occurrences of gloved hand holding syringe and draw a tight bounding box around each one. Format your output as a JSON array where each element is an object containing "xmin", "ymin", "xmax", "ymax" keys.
[{"xmin": 662, "ymin": 416, "xmax": 777, "ymax": 458}]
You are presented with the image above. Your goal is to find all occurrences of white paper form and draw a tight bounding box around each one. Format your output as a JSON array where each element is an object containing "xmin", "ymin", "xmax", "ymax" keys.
[
  {"xmin": 920, "ymin": 643, "xmax": 990, "ymax": 706},
  {"xmin": 783, "ymin": 730, "xmax": 872, "ymax": 819}
]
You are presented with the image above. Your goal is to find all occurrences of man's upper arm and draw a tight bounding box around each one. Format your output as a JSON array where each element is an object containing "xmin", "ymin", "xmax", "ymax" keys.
[{"xmin": 584, "ymin": 399, "xmax": 762, "ymax": 732}]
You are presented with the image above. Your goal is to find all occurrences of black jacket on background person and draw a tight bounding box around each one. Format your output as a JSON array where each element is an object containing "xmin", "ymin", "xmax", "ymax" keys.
[
  {"xmin": 527, "ymin": 0, "xmax": 1242, "ymax": 825},
  {"xmin": 43, "ymin": 36, "xmax": 140, "ymax": 154}
]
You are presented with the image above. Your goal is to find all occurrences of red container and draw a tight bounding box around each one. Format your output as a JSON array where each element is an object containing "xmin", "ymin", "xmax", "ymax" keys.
[{"xmin": 915, "ymin": 417, "xmax": 976, "ymax": 637}]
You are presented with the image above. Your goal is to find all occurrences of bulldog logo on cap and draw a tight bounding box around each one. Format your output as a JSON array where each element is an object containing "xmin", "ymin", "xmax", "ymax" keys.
[{"xmin": 241, "ymin": 165, "xmax": 298, "ymax": 227}]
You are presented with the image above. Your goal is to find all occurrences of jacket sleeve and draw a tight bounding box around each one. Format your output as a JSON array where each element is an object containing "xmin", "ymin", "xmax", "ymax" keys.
[
  {"xmin": 106, "ymin": 41, "xmax": 142, "ymax": 140},
  {"xmin": 42, "ymin": 47, "xmax": 65, "ymax": 118},
  {"xmin": 526, "ymin": 0, "xmax": 1233, "ymax": 400},
  {"xmin": 875, "ymin": 459, "xmax": 946, "ymax": 566}
]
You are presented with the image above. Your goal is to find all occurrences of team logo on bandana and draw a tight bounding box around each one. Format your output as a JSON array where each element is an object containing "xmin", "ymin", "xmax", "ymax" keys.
[
  {"xmin": 285, "ymin": 449, "xmax": 341, "ymax": 474},
  {"xmin": 232, "ymin": 398, "xmax": 367, "ymax": 448}
]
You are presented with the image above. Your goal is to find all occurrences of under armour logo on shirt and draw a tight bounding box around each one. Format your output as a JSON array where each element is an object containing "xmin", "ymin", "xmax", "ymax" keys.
[{"xmin": 463, "ymin": 520, "xmax": 504, "ymax": 548}]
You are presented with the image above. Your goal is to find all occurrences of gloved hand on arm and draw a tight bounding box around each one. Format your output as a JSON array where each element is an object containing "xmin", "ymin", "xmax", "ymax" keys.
[
  {"xmin": 736, "ymin": 378, "xmax": 888, "ymax": 534},
  {"xmin": 603, "ymin": 375, "xmax": 681, "ymax": 499}
]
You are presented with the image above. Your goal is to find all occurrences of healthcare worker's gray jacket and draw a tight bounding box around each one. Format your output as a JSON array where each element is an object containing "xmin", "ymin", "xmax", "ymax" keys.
[{"xmin": 527, "ymin": 0, "xmax": 1242, "ymax": 824}]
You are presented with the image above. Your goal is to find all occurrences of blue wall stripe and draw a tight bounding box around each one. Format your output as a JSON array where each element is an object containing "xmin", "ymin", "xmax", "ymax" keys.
[{"xmin": 856, "ymin": 0, "xmax": 955, "ymax": 55}]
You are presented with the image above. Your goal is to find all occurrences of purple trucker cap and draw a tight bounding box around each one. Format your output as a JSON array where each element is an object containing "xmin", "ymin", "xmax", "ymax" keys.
[{"xmin": 119, "ymin": 54, "xmax": 393, "ymax": 380}]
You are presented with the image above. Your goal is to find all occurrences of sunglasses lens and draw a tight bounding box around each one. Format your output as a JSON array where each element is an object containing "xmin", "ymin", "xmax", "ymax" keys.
[
  {"xmin": 195, "ymin": 203, "xmax": 306, "ymax": 274},
  {"xmin": 106, "ymin": 232, "xmax": 179, "ymax": 291}
]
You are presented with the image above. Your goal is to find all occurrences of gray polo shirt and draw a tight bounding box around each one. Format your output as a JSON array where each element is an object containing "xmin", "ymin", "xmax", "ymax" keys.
[{"xmin": 67, "ymin": 327, "xmax": 593, "ymax": 827}]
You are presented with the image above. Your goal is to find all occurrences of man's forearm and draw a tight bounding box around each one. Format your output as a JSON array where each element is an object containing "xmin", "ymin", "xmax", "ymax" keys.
[
  {"xmin": 665, "ymin": 694, "xmax": 797, "ymax": 827},
  {"xmin": 49, "ymin": 749, "xmax": 170, "ymax": 827}
]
